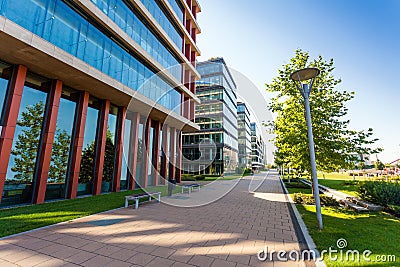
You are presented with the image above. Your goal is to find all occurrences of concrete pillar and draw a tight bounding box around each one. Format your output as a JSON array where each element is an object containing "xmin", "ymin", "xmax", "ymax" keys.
[
  {"xmin": 112, "ymin": 106, "xmax": 126, "ymax": 192},
  {"xmin": 33, "ymin": 80, "xmax": 62, "ymax": 204},
  {"xmin": 93, "ymin": 100, "xmax": 110, "ymax": 195},
  {"xmin": 67, "ymin": 91, "xmax": 89, "ymax": 199},
  {"xmin": 0, "ymin": 65, "xmax": 27, "ymax": 204}
]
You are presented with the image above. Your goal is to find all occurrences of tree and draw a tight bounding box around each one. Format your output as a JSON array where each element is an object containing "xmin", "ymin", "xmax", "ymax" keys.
[
  {"xmin": 49, "ymin": 129, "xmax": 72, "ymax": 183},
  {"xmin": 78, "ymin": 129, "xmax": 115, "ymax": 184},
  {"xmin": 11, "ymin": 101, "xmax": 45, "ymax": 182},
  {"xmin": 266, "ymin": 49, "xmax": 381, "ymax": 174},
  {"xmin": 375, "ymin": 159, "xmax": 385, "ymax": 170}
]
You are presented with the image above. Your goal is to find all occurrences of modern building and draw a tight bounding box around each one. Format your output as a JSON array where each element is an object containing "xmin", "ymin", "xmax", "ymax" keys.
[
  {"xmin": 182, "ymin": 57, "xmax": 238, "ymax": 175},
  {"xmin": 237, "ymin": 101, "xmax": 252, "ymax": 170},
  {"xmin": 0, "ymin": 0, "xmax": 201, "ymax": 207},
  {"xmin": 250, "ymin": 122, "xmax": 266, "ymax": 171}
]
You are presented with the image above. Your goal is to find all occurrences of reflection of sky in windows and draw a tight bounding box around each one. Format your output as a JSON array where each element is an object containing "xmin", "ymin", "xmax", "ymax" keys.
[
  {"xmin": 57, "ymin": 98, "xmax": 76, "ymax": 135},
  {"xmin": 108, "ymin": 113, "xmax": 117, "ymax": 143},
  {"xmin": 120, "ymin": 119, "xmax": 132, "ymax": 183},
  {"xmin": 7, "ymin": 86, "xmax": 47, "ymax": 179},
  {"xmin": 0, "ymin": 78, "xmax": 8, "ymax": 117},
  {"xmin": 83, "ymin": 107, "xmax": 99, "ymax": 149}
]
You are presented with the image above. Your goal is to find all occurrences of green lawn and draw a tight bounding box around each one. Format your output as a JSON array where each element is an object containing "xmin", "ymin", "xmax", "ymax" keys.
[
  {"xmin": 0, "ymin": 185, "xmax": 181, "ymax": 238},
  {"xmin": 204, "ymin": 173, "xmax": 250, "ymax": 181},
  {"xmin": 317, "ymin": 179, "xmax": 359, "ymax": 197},
  {"xmin": 286, "ymin": 186, "xmax": 400, "ymax": 266}
]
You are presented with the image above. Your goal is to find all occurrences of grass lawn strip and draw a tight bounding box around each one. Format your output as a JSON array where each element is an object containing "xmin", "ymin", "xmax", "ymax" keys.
[
  {"xmin": 285, "ymin": 185, "xmax": 400, "ymax": 266},
  {"xmin": 0, "ymin": 185, "xmax": 181, "ymax": 238}
]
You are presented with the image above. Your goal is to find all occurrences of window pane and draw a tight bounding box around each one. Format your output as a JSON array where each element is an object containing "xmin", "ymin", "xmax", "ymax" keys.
[
  {"xmin": 77, "ymin": 106, "xmax": 99, "ymax": 196},
  {"xmin": 45, "ymin": 97, "xmax": 76, "ymax": 200},
  {"xmin": 3, "ymin": 86, "xmax": 47, "ymax": 206}
]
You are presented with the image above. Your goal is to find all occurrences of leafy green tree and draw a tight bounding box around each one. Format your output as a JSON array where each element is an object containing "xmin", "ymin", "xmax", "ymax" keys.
[
  {"xmin": 375, "ymin": 159, "xmax": 385, "ymax": 170},
  {"xmin": 11, "ymin": 101, "xmax": 45, "ymax": 182},
  {"xmin": 49, "ymin": 129, "xmax": 72, "ymax": 183},
  {"xmin": 266, "ymin": 49, "xmax": 381, "ymax": 174},
  {"xmin": 78, "ymin": 129, "xmax": 115, "ymax": 184}
]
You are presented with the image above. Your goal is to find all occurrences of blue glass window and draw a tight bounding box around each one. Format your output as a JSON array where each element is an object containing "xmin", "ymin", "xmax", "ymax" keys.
[{"xmin": 0, "ymin": 0, "xmax": 182, "ymax": 113}]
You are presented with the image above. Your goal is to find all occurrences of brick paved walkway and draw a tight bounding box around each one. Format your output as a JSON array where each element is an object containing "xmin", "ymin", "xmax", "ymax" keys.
[{"xmin": 0, "ymin": 171, "xmax": 306, "ymax": 267}]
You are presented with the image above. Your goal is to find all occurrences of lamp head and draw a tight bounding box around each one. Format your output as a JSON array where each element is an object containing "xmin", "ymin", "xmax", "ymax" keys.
[{"xmin": 290, "ymin": 68, "xmax": 320, "ymax": 82}]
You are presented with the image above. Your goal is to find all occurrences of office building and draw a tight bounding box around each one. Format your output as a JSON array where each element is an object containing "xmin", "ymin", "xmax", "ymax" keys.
[
  {"xmin": 182, "ymin": 57, "xmax": 238, "ymax": 175},
  {"xmin": 237, "ymin": 102, "xmax": 252, "ymax": 169},
  {"xmin": 0, "ymin": 0, "xmax": 201, "ymax": 206},
  {"xmin": 250, "ymin": 122, "xmax": 266, "ymax": 171}
]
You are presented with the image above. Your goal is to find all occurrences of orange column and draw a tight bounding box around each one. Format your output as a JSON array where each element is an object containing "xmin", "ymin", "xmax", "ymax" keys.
[
  {"xmin": 141, "ymin": 117, "xmax": 151, "ymax": 188},
  {"xmin": 160, "ymin": 125, "xmax": 169, "ymax": 185},
  {"xmin": 152, "ymin": 121, "xmax": 161, "ymax": 186},
  {"xmin": 169, "ymin": 128, "xmax": 176, "ymax": 180},
  {"xmin": 93, "ymin": 100, "xmax": 110, "ymax": 195},
  {"xmin": 128, "ymin": 112, "xmax": 140, "ymax": 190},
  {"xmin": 0, "ymin": 65, "xmax": 27, "ymax": 204},
  {"xmin": 67, "ymin": 91, "xmax": 89, "ymax": 199},
  {"xmin": 113, "ymin": 106, "xmax": 126, "ymax": 192},
  {"xmin": 33, "ymin": 80, "xmax": 62, "ymax": 204},
  {"xmin": 176, "ymin": 131, "xmax": 182, "ymax": 183}
]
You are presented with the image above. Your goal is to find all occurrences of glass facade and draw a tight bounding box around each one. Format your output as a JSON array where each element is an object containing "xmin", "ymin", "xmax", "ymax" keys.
[
  {"xmin": 120, "ymin": 117, "xmax": 132, "ymax": 190},
  {"xmin": 167, "ymin": 0, "xmax": 184, "ymax": 23},
  {"xmin": 101, "ymin": 105, "xmax": 118, "ymax": 193},
  {"xmin": 4, "ymin": 81, "xmax": 48, "ymax": 206},
  {"xmin": 139, "ymin": 0, "xmax": 183, "ymax": 50},
  {"xmin": 77, "ymin": 105, "xmax": 99, "ymax": 196},
  {"xmin": 237, "ymin": 102, "xmax": 252, "ymax": 169},
  {"xmin": 45, "ymin": 95, "xmax": 77, "ymax": 201},
  {"xmin": 183, "ymin": 59, "xmax": 238, "ymax": 175},
  {"xmin": 0, "ymin": 0, "xmax": 182, "ymax": 112},
  {"xmin": 136, "ymin": 121, "xmax": 144, "ymax": 187},
  {"xmin": 91, "ymin": 0, "xmax": 182, "ymax": 80}
]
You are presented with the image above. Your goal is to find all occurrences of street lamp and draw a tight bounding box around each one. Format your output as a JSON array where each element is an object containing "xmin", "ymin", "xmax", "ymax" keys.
[{"xmin": 290, "ymin": 67, "xmax": 323, "ymax": 230}]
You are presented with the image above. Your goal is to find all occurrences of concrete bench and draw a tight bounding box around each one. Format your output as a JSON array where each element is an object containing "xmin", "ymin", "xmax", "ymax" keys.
[
  {"xmin": 182, "ymin": 184, "xmax": 201, "ymax": 194},
  {"xmin": 125, "ymin": 192, "xmax": 161, "ymax": 209}
]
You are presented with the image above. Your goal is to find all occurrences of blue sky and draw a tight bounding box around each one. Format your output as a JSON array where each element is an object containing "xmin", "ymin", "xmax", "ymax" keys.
[{"xmin": 197, "ymin": 0, "xmax": 400, "ymax": 164}]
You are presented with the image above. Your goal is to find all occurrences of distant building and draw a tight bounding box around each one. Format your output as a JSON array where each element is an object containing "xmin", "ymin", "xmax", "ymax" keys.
[
  {"xmin": 182, "ymin": 58, "xmax": 238, "ymax": 175},
  {"xmin": 237, "ymin": 102, "xmax": 252, "ymax": 169},
  {"xmin": 250, "ymin": 122, "xmax": 266, "ymax": 171}
]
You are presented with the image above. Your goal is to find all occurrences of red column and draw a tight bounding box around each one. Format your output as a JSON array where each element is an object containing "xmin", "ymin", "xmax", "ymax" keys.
[
  {"xmin": 0, "ymin": 65, "xmax": 27, "ymax": 204},
  {"xmin": 113, "ymin": 106, "xmax": 126, "ymax": 192},
  {"xmin": 33, "ymin": 80, "xmax": 62, "ymax": 204},
  {"xmin": 152, "ymin": 121, "xmax": 161, "ymax": 186},
  {"xmin": 169, "ymin": 128, "xmax": 176, "ymax": 180},
  {"xmin": 176, "ymin": 131, "xmax": 182, "ymax": 183},
  {"xmin": 93, "ymin": 100, "xmax": 110, "ymax": 195},
  {"xmin": 67, "ymin": 91, "xmax": 89, "ymax": 199},
  {"xmin": 128, "ymin": 112, "xmax": 140, "ymax": 190},
  {"xmin": 160, "ymin": 125, "xmax": 168, "ymax": 185},
  {"xmin": 141, "ymin": 117, "xmax": 151, "ymax": 188},
  {"xmin": 185, "ymin": 44, "xmax": 191, "ymax": 62}
]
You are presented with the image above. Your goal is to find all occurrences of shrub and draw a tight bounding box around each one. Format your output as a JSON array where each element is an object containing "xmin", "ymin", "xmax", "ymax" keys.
[
  {"xmin": 344, "ymin": 180, "xmax": 359, "ymax": 186},
  {"xmin": 357, "ymin": 181, "xmax": 400, "ymax": 206},
  {"xmin": 387, "ymin": 205, "xmax": 400, "ymax": 218},
  {"xmin": 293, "ymin": 193, "xmax": 339, "ymax": 207},
  {"xmin": 182, "ymin": 174, "xmax": 196, "ymax": 181},
  {"xmin": 193, "ymin": 175, "xmax": 205, "ymax": 181}
]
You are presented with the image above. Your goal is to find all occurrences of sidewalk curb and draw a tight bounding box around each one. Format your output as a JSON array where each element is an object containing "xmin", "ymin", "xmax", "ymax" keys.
[{"xmin": 279, "ymin": 177, "xmax": 327, "ymax": 267}]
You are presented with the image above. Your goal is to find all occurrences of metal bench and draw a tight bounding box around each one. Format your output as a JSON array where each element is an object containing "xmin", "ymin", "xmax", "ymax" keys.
[
  {"xmin": 181, "ymin": 184, "xmax": 201, "ymax": 194},
  {"xmin": 125, "ymin": 192, "xmax": 161, "ymax": 209}
]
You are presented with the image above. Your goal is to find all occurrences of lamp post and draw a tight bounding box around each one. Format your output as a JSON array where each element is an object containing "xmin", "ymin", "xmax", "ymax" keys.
[{"xmin": 290, "ymin": 67, "xmax": 323, "ymax": 230}]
